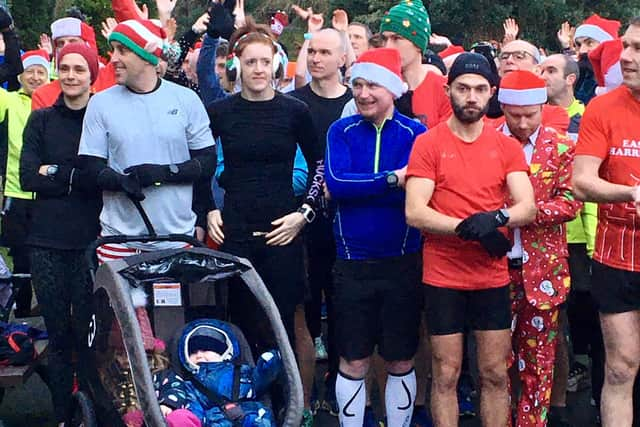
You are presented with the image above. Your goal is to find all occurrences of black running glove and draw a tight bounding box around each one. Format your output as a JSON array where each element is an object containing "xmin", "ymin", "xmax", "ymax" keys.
[
  {"xmin": 478, "ymin": 230, "xmax": 512, "ymax": 258},
  {"xmin": 207, "ymin": 1, "xmax": 235, "ymax": 40},
  {"xmin": 123, "ymin": 164, "xmax": 170, "ymax": 187},
  {"xmin": 96, "ymin": 168, "xmax": 145, "ymax": 201},
  {"xmin": 455, "ymin": 210, "xmax": 509, "ymax": 241}
]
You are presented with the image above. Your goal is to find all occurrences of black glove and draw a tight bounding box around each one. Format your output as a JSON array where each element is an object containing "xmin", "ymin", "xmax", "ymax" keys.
[
  {"xmin": 478, "ymin": 230, "xmax": 512, "ymax": 258},
  {"xmin": 455, "ymin": 210, "xmax": 509, "ymax": 241},
  {"xmin": 120, "ymin": 173, "xmax": 145, "ymax": 201},
  {"xmin": 123, "ymin": 164, "xmax": 169, "ymax": 187},
  {"xmin": 207, "ymin": 2, "xmax": 235, "ymax": 40},
  {"xmin": 0, "ymin": 6, "xmax": 13, "ymax": 31}
]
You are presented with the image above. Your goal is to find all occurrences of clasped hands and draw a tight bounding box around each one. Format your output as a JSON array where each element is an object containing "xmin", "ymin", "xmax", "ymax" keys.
[
  {"xmin": 455, "ymin": 210, "xmax": 511, "ymax": 258},
  {"xmin": 119, "ymin": 164, "xmax": 170, "ymax": 201}
]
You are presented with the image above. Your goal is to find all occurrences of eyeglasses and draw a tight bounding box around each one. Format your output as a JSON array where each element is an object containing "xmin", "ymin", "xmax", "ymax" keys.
[{"xmin": 498, "ymin": 50, "xmax": 535, "ymax": 61}]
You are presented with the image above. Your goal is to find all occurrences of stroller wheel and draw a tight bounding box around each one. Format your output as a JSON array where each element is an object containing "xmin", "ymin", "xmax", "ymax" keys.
[{"xmin": 68, "ymin": 390, "xmax": 97, "ymax": 427}]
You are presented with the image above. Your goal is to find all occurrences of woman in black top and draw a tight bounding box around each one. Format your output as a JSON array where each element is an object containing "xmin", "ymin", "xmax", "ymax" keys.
[
  {"xmin": 206, "ymin": 19, "xmax": 324, "ymax": 351},
  {"xmin": 20, "ymin": 44, "xmax": 101, "ymax": 427}
]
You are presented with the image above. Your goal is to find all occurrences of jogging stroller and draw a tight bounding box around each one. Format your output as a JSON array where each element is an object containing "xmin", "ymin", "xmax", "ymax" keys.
[{"xmin": 70, "ymin": 204, "xmax": 303, "ymax": 427}]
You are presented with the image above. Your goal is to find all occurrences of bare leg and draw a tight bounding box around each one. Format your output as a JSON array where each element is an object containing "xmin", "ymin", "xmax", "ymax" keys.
[
  {"xmin": 430, "ymin": 333, "xmax": 463, "ymax": 427},
  {"xmin": 600, "ymin": 310, "xmax": 640, "ymax": 427},
  {"xmin": 475, "ymin": 329, "xmax": 511, "ymax": 427}
]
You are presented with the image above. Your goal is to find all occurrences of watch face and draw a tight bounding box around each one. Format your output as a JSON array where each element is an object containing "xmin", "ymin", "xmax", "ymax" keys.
[
  {"xmin": 47, "ymin": 165, "xmax": 59, "ymax": 175},
  {"xmin": 387, "ymin": 173, "xmax": 398, "ymax": 186},
  {"xmin": 169, "ymin": 164, "xmax": 179, "ymax": 174}
]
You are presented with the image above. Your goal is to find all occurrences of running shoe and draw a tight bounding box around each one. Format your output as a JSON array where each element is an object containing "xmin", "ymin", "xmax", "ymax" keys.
[
  {"xmin": 301, "ymin": 408, "xmax": 314, "ymax": 427},
  {"xmin": 458, "ymin": 384, "xmax": 476, "ymax": 418},
  {"xmin": 457, "ymin": 374, "xmax": 476, "ymax": 418},
  {"xmin": 314, "ymin": 336, "xmax": 328, "ymax": 361},
  {"xmin": 567, "ymin": 362, "xmax": 589, "ymax": 392}
]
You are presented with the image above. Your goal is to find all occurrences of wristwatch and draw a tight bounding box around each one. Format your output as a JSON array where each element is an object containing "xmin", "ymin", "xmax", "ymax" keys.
[
  {"xmin": 496, "ymin": 208, "xmax": 510, "ymax": 226},
  {"xmin": 297, "ymin": 205, "xmax": 316, "ymax": 223},
  {"xmin": 169, "ymin": 164, "xmax": 179, "ymax": 175},
  {"xmin": 46, "ymin": 165, "xmax": 59, "ymax": 177},
  {"xmin": 386, "ymin": 172, "xmax": 399, "ymax": 188}
]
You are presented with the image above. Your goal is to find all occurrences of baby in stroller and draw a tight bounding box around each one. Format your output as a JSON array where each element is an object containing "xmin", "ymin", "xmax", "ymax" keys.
[{"xmin": 154, "ymin": 319, "xmax": 282, "ymax": 427}]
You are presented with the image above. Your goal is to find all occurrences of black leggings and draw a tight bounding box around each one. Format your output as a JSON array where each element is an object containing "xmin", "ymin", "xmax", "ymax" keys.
[
  {"xmin": 304, "ymin": 216, "xmax": 338, "ymax": 376},
  {"xmin": 29, "ymin": 247, "xmax": 93, "ymax": 422},
  {"xmin": 223, "ymin": 236, "xmax": 305, "ymax": 355}
]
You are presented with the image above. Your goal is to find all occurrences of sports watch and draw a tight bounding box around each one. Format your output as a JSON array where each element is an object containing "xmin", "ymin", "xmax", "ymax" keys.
[
  {"xmin": 46, "ymin": 165, "xmax": 59, "ymax": 177},
  {"xmin": 297, "ymin": 205, "xmax": 316, "ymax": 223},
  {"xmin": 496, "ymin": 208, "xmax": 510, "ymax": 226},
  {"xmin": 386, "ymin": 172, "xmax": 399, "ymax": 188}
]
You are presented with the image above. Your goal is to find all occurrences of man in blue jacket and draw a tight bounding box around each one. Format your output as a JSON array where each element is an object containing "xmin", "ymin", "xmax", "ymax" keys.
[{"xmin": 325, "ymin": 47, "xmax": 426, "ymax": 427}]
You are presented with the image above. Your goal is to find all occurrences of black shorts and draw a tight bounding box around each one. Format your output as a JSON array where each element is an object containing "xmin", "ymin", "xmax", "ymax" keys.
[
  {"xmin": 591, "ymin": 260, "xmax": 640, "ymax": 314},
  {"xmin": 424, "ymin": 284, "xmax": 511, "ymax": 335},
  {"xmin": 334, "ymin": 254, "xmax": 420, "ymax": 362}
]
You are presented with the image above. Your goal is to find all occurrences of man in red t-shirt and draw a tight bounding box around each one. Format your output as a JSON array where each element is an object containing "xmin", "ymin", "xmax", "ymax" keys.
[
  {"xmin": 572, "ymin": 18, "xmax": 640, "ymax": 427},
  {"xmin": 406, "ymin": 53, "xmax": 537, "ymax": 426}
]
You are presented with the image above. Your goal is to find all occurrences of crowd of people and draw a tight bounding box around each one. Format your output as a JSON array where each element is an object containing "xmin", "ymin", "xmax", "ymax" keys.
[{"xmin": 0, "ymin": 0, "xmax": 639, "ymax": 426}]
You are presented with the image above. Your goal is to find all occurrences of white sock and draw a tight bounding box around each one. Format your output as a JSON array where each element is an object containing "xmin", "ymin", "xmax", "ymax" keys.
[
  {"xmin": 336, "ymin": 370, "xmax": 366, "ymax": 427},
  {"xmin": 385, "ymin": 369, "xmax": 416, "ymax": 427}
]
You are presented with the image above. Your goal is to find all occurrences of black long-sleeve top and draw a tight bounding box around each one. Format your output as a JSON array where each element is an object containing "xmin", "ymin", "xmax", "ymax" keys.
[
  {"xmin": 20, "ymin": 96, "xmax": 101, "ymax": 250},
  {"xmin": 207, "ymin": 92, "xmax": 324, "ymax": 234}
]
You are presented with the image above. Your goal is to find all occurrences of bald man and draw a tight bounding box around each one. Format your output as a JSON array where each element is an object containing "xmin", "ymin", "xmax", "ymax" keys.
[
  {"xmin": 494, "ymin": 40, "xmax": 570, "ymax": 133},
  {"xmin": 290, "ymin": 27, "xmax": 353, "ymax": 421},
  {"xmin": 498, "ymin": 39, "xmax": 541, "ymax": 76}
]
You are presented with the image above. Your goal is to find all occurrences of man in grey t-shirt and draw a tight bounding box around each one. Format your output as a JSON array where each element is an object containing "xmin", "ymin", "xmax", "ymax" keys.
[{"xmin": 78, "ymin": 19, "xmax": 216, "ymax": 250}]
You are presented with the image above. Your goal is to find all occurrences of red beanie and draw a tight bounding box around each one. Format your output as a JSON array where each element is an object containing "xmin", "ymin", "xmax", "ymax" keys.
[{"xmin": 58, "ymin": 43, "xmax": 99, "ymax": 85}]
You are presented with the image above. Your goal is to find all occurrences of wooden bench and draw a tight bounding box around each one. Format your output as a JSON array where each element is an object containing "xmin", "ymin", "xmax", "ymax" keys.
[{"xmin": 0, "ymin": 316, "xmax": 48, "ymax": 388}]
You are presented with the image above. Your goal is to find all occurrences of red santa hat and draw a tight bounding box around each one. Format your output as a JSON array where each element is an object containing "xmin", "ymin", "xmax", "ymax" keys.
[
  {"xmin": 21, "ymin": 50, "xmax": 50, "ymax": 77},
  {"xmin": 270, "ymin": 11, "xmax": 289, "ymax": 37},
  {"xmin": 50, "ymin": 17, "xmax": 98, "ymax": 53},
  {"xmin": 589, "ymin": 38, "xmax": 623, "ymax": 95},
  {"xmin": 574, "ymin": 14, "xmax": 621, "ymax": 43},
  {"xmin": 439, "ymin": 45, "xmax": 465, "ymax": 59},
  {"xmin": 350, "ymin": 48, "xmax": 407, "ymax": 99},
  {"xmin": 498, "ymin": 70, "xmax": 548, "ymax": 106}
]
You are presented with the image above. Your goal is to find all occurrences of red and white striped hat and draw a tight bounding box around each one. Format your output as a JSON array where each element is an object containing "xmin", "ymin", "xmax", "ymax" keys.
[
  {"xmin": 574, "ymin": 14, "xmax": 620, "ymax": 44},
  {"xmin": 21, "ymin": 50, "xmax": 50, "ymax": 77},
  {"xmin": 108, "ymin": 19, "xmax": 167, "ymax": 66},
  {"xmin": 498, "ymin": 70, "xmax": 547, "ymax": 106}
]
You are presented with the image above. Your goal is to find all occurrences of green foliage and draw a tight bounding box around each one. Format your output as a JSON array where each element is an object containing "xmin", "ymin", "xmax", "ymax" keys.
[{"xmin": 8, "ymin": 0, "xmax": 640, "ymax": 57}]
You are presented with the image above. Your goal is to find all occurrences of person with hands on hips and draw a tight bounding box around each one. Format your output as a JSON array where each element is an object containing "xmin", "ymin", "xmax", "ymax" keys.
[
  {"xmin": 405, "ymin": 53, "xmax": 537, "ymax": 427},
  {"xmin": 205, "ymin": 18, "xmax": 324, "ymax": 352}
]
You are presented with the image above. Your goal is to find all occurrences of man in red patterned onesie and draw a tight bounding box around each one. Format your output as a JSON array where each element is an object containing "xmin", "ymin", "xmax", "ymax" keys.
[{"xmin": 497, "ymin": 70, "xmax": 582, "ymax": 427}]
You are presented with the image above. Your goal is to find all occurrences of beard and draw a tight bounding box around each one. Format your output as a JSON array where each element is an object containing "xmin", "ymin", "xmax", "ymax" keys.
[{"xmin": 451, "ymin": 98, "xmax": 489, "ymax": 124}]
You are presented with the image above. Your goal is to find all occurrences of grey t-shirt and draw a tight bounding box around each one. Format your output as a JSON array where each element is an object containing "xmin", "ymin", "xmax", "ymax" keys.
[{"xmin": 79, "ymin": 80, "xmax": 215, "ymax": 249}]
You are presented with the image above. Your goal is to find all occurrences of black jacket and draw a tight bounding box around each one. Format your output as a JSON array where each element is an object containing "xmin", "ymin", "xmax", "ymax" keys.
[{"xmin": 20, "ymin": 95, "xmax": 101, "ymax": 250}]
